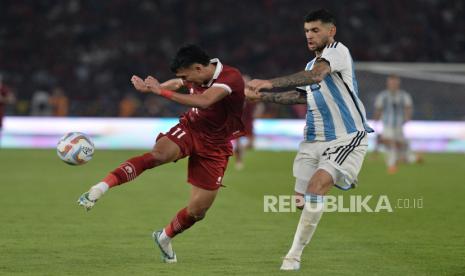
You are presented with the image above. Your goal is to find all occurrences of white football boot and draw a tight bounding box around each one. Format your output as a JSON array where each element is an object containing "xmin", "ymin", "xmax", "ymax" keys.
[
  {"xmin": 280, "ymin": 257, "xmax": 301, "ymax": 271},
  {"xmin": 77, "ymin": 186, "xmax": 104, "ymax": 211},
  {"xmin": 152, "ymin": 230, "xmax": 177, "ymax": 263}
]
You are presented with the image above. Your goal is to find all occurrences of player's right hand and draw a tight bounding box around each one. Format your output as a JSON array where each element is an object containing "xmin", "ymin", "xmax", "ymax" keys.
[
  {"xmin": 246, "ymin": 79, "xmax": 273, "ymax": 92},
  {"xmin": 131, "ymin": 75, "xmax": 151, "ymax": 93}
]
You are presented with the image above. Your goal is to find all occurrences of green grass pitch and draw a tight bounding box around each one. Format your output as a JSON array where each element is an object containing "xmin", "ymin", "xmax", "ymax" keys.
[{"xmin": 1, "ymin": 149, "xmax": 464, "ymax": 275}]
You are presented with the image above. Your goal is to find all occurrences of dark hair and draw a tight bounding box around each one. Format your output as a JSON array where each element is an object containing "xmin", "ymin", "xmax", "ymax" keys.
[
  {"xmin": 304, "ymin": 9, "xmax": 336, "ymax": 26},
  {"xmin": 170, "ymin": 44, "xmax": 211, "ymax": 73}
]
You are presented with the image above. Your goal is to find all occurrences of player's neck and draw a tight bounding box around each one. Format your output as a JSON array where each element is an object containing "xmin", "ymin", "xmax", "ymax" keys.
[
  {"xmin": 202, "ymin": 64, "xmax": 217, "ymax": 85},
  {"xmin": 314, "ymin": 39, "xmax": 335, "ymax": 57}
]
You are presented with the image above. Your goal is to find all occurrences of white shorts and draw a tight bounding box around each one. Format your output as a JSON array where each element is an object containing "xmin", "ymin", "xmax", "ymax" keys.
[
  {"xmin": 381, "ymin": 126, "xmax": 405, "ymax": 142},
  {"xmin": 293, "ymin": 131, "xmax": 368, "ymax": 194}
]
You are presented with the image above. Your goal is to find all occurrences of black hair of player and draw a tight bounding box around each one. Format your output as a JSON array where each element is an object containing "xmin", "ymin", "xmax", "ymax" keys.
[
  {"xmin": 304, "ymin": 9, "xmax": 336, "ymax": 26},
  {"xmin": 170, "ymin": 45, "xmax": 211, "ymax": 73}
]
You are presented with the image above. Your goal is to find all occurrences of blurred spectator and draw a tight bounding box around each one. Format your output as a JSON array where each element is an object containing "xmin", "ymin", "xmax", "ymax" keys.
[
  {"xmin": 30, "ymin": 90, "xmax": 52, "ymax": 116},
  {"xmin": 0, "ymin": 77, "xmax": 16, "ymax": 146},
  {"xmin": 144, "ymin": 95, "xmax": 171, "ymax": 117},
  {"xmin": 49, "ymin": 86, "xmax": 69, "ymax": 116},
  {"xmin": 119, "ymin": 94, "xmax": 141, "ymax": 117},
  {"xmin": 0, "ymin": 1, "xmax": 463, "ymax": 119}
]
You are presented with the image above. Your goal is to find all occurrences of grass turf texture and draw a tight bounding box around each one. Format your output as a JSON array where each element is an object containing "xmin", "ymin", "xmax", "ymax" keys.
[{"xmin": 1, "ymin": 149, "xmax": 464, "ymax": 275}]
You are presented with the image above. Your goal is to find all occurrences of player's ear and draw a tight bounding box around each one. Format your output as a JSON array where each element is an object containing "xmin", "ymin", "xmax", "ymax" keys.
[{"xmin": 329, "ymin": 25, "xmax": 336, "ymax": 37}]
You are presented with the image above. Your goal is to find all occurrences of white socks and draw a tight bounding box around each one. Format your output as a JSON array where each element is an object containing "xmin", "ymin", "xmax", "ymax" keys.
[
  {"xmin": 159, "ymin": 229, "xmax": 171, "ymax": 244},
  {"xmin": 158, "ymin": 229, "xmax": 174, "ymax": 257},
  {"xmin": 285, "ymin": 194, "xmax": 324, "ymax": 260},
  {"xmin": 88, "ymin": 182, "xmax": 109, "ymax": 201}
]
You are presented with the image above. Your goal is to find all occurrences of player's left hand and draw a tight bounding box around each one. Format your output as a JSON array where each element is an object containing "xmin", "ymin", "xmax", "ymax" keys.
[
  {"xmin": 244, "ymin": 87, "xmax": 261, "ymax": 102},
  {"xmin": 246, "ymin": 79, "xmax": 273, "ymax": 92},
  {"xmin": 131, "ymin": 75, "xmax": 151, "ymax": 93},
  {"xmin": 144, "ymin": 76, "xmax": 162, "ymax": 95}
]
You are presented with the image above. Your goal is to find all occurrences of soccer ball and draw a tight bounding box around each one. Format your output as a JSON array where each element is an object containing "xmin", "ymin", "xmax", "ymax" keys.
[{"xmin": 56, "ymin": 132, "xmax": 95, "ymax": 165}]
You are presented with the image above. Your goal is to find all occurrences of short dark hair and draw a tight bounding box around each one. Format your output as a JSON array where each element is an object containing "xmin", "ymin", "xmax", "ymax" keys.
[
  {"xmin": 304, "ymin": 9, "xmax": 336, "ymax": 26},
  {"xmin": 170, "ymin": 44, "xmax": 211, "ymax": 73}
]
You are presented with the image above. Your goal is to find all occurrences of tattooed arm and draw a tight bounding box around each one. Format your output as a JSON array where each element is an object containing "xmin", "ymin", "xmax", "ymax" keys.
[
  {"xmin": 270, "ymin": 61, "xmax": 330, "ymax": 88},
  {"xmin": 245, "ymin": 88, "xmax": 306, "ymax": 105},
  {"xmin": 247, "ymin": 59, "xmax": 330, "ymax": 91},
  {"xmin": 260, "ymin": 90, "xmax": 307, "ymax": 105}
]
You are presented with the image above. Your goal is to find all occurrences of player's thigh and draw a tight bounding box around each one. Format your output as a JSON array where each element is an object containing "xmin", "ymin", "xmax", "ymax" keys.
[
  {"xmin": 152, "ymin": 136, "xmax": 182, "ymax": 163},
  {"xmin": 187, "ymin": 185, "xmax": 219, "ymax": 218},
  {"xmin": 293, "ymin": 142, "xmax": 319, "ymax": 193},
  {"xmin": 393, "ymin": 128, "xmax": 406, "ymax": 147},
  {"xmin": 154, "ymin": 123, "xmax": 193, "ymax": 162}
]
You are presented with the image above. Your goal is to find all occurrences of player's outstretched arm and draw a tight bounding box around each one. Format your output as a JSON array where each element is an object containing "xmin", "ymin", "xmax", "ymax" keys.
[
  {"xmin": 247, "ymin": 60, "xmax": 330, "ymax": 92},
  {"xmin": 246, "ymin": 88, "xmax": 306, "ymax": 105},
  {"xmin": 143, "ymin": 75, "xmax": 229, "ymax": 109},
  {"xmin": 132, "ymin": 75, "xmax": 183, "ymax": 91},
  {"xmin": 161, "ymin": 78, "xmax": 184, "ymax": 90}
]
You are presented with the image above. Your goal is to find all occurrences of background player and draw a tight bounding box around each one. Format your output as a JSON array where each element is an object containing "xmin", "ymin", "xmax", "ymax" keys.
[
  {"xmin": 374, "ymin": 74, "xmax": 421, "ymax": 173},
  {"xmin": 246, "ymin": 9, "xmax": 373, "ymax": 271},
  {"xmin": 234, "ymin": 75, "xmax": 259, "ymax": 170},
  {"xmin": 78, "ymin": 45, "xmax": 245, "ymax": 263},
  {"xmin": 0, "ymin": 74, "xmax": 16, "ymax": 147}
]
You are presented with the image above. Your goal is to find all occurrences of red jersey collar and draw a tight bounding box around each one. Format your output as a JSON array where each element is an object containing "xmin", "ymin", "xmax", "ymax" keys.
[{"xmin": 202, "ymin": 58, "xmax": 223, "ymax": 87}]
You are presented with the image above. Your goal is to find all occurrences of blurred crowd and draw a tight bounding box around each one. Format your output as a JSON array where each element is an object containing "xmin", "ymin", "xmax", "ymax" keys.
[{"xmin": 0, "ymin": 0, "xmax": 464, "ymax": 119}]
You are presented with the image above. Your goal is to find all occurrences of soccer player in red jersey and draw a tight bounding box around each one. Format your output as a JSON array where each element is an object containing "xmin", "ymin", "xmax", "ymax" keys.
[{"xmin": 78, "ymin": 45, "xmax": 245, "ymax": 263}]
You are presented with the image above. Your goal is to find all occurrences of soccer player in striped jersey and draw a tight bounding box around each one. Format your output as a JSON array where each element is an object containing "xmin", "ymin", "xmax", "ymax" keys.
[
  {"xmin": 374, "ymin": 75, "xmax": 421, "ymax": 173},
  {"xmin": 246, "ymin": 9, "xmax": 373, "ymax": 271}
]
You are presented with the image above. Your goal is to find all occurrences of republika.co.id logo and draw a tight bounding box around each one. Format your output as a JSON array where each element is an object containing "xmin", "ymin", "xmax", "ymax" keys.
[{"xmin": 264, "ymin": 195, "xmax": 423, "ymax": 213}]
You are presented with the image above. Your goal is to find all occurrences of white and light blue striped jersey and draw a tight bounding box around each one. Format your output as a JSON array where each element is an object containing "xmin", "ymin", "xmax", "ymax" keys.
[
  {"xmin": 375, "ymin": 90, "xmax": 412, "ymax": 128},
  {"xmin": 300, "ymin": 41, "xmax": 373, "ymax": 142}
]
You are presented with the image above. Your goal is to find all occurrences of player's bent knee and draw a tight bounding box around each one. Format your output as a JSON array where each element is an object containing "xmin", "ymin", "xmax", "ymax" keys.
[
  {"xmin": 295, "ymin": 193, "xmax": 305, "ymax": 210},
  {"xmin": 187, "ymin": 208, "xmax": 208, "ymax": 221},
  {"xmin": 149, "ymin": 149, "xmax": 174, "ymax": 166},
  {"xmin": 308, "ymin": 171, "xmax": 333, "ymax": 195}
]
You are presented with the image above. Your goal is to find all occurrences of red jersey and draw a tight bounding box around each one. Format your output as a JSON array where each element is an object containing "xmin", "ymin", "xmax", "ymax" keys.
[{"xmin": 181, "ymin": 59, "xmax": 245, "ymax": 142}]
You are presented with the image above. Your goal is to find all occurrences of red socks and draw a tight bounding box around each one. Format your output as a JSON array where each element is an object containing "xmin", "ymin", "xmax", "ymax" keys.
[
  {"xmin": 103, "ymin": 153, "xmax": 157, "ymax": 188},
  {"xmin": 164, "ymin": 207, "xmax": 197, "ymax": 238}
]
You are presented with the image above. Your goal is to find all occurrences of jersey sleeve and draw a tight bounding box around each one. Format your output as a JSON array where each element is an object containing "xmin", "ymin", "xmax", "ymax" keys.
[
  {"xmin": 213, "ymin": 70, "xmax": 243, "ymax": 94},
  {"xmin": 320, "ymin": 43, "xmax": 349, "ymax": 73},
  {"xmin": 211, "ymin": 83, "xmax": 232, "ymax": 94}
]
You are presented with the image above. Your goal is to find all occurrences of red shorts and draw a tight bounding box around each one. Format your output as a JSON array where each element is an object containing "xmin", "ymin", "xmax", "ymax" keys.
[{"xmin": 156, "ymin": 123, "xmax": 232, "ymax": 191}]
